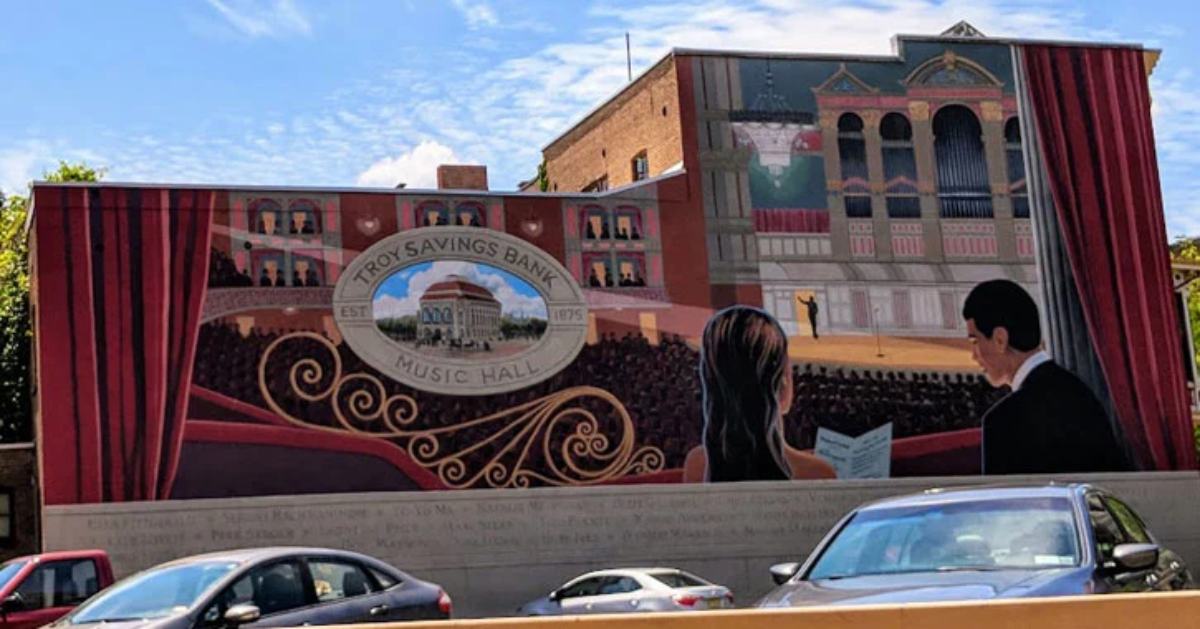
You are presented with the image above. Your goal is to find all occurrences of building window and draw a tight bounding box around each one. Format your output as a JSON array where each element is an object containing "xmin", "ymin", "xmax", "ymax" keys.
[
  {"xmin": 881, "ymin": 112, "xmax": 921, "ymax": 218},
  {"xmin": 933, "ymin": 105, "xmax": 993, "ymax": 219},
  {"xmin": 583, "ymin": 176, "xmax": 609, "ymax": 193},
  {"xmin": 838, "ymin": 113, "xmax": 871, "ymax": 218},
  {"xmin": 1005, "ymin": 117, "xmax": 1029, "ymax": 218},
  {"xmin": 631, "ymin": 152, "xmax": 649, "ymax": 182},
  {"xmin": 0, "ymin": 490, "xmax": 10, "ymax": 542}
]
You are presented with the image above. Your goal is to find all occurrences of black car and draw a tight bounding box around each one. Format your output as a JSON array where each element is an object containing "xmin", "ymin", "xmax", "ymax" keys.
[
  {"xmin": 48, "ymin": 547, "xmax": 451, "ymax": 628},
  {"xmin": 758, "ymin": 484, "xmax": 1193, "ymax": 607}
]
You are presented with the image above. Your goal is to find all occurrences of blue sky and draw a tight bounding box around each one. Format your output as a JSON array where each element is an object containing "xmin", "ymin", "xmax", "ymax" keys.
[
  {"xmin": 372, "ymin": 260, "xmax": 546, "ymax": 320},
  {"xmin": 3, "ymin": 1, "xmax": 1199, "ymax": 235}
]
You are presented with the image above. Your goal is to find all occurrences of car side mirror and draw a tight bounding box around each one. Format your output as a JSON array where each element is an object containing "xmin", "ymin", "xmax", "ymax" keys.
[
  {"xmin": 1, "ymin": 592, "xmax": 25, "ymax": 614},
  {"xmin": 223, "ymin": 604, "xmax": 261, "ymax": 626},
  {"xmin": 770, "ymin": 562, "xmax": 801, "ymax": 585},
  {"xmin": 1112, "ymin": 543, "xmax": 1159, "ymax": 572},
  {"xmin": 548, "ymin": 590, "xmax": 561, "ymax": 602}
]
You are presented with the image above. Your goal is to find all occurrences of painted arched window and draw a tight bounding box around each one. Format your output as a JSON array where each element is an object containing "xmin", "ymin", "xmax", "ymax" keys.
[
  {"xmin": 288, "ymin": 199, "xmax": 322, "ymax": 235},
  {"xmin": 880, "ymin": 113, "xmax": 920, "ymax": 219},
  {"xmin": 454, "ymin": 202, "xmax": 485, "ymax": 227},
  {"xmin": 933, "ymin": 105, "xmax": 993, "ymax": 218},
  {"xmin": 1005, "ymin": 117, "xmax": 1029, "ymax": 218},
  {"xmin": 416, "ymin": 201, "xmax": 450, "ymax": 227},
  {"xmin": 838, "ymin": 113, "xmax": 871, "ymax": 218},
  {"xmin": 249, "ymin": 198, "xmax": 283, "ymax": 235},
  {"xmin": 442, "ymin": 307, "xmax": 453, "ymax": 323},
  {"xmin": 581, "ymin": 205, "xmax": 610, "ymax": 240},
  {"xmin": 291, "ymin": 254, "xmax": 323, "ymax": 287},
  {"xmin": 613, "ymin": 206, "xmax": 643, "ymax": 240}
]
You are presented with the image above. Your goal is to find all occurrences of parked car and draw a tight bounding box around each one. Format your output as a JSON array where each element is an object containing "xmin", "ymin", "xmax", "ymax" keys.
[
  {"xmin": 0, "ymin": 550, "xmax": 115, "ymax": 629},
  {"xmin": 44, "ymin": 547, "xmax": 451, "ymax": 628},
  {"xmin": 757, "ymin": 483, "xmax": 1194, "ymax": 608},
  {"xmin": 518, "ymin": 568, "xmax": 733, "ymax": 616}
]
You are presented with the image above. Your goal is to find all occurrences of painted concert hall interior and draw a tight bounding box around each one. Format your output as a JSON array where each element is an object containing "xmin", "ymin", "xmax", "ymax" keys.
[{"xmin": 28, "ymin": 25, "xmax": 1195, "ymax": 506}]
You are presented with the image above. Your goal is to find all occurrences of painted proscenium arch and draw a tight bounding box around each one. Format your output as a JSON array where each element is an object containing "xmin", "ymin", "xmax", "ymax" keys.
[{"xmin": 334, "ymin": 226, "xmax": 589, "ymax": 396}]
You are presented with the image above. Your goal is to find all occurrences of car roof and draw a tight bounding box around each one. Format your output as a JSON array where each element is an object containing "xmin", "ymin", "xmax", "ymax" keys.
[
  {"xmin": 856, "ymin": 483, "xmax": 1095, "ymax": 512},
  {"xmin": 152, "ymin": 547, "xmax": 370, "ymax": 569},
  {"xmin": 575, "ymin": 567, "xmax": 692, "ymax": 580},
  {"xmin": 4, "ymin": 549, "xmax": 109, "ymax": 565}
]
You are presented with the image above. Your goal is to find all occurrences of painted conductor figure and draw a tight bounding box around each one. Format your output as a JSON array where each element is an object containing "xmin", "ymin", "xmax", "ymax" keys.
[{"xmin": 798, "ymin": 295, "xmax": 820, "ymax": 339}]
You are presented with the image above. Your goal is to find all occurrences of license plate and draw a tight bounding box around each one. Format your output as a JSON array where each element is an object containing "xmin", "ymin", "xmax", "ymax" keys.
[{"xmin": 703, "ymin": 598, "xmax": 722, "ymax": 609}]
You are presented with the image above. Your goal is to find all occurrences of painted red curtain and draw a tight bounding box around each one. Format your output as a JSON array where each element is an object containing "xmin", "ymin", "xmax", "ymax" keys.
[
  {"xmin": 1022, "ymin": 45, "xmax": 1196, "ymax": 470},
  {"xmin": 35, "ymin": 186, "xmax": 215, "ymax": 503}
]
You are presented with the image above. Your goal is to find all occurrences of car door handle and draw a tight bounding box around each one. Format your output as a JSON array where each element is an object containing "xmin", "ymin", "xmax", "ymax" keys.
[
  {"xmin": 585, "ymin": 603, "xmax": 593, "ymax": 610},
  {"xmin": 369, "ymin": 604, "xmax": 390, "ymax": 617}
]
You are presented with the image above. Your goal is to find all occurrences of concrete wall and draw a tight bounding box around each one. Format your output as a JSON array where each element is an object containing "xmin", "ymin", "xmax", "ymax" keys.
[
  {"xmin": 43, "ymin": 472, "xmax": 1200, "ymax": 618},
  {"xmin": 543, "ymin": 57, "xmax": 683, "ymax": 193},
  {"xmin": 0, "ymin": 444, "xmax": 39, "ymax": 561}
]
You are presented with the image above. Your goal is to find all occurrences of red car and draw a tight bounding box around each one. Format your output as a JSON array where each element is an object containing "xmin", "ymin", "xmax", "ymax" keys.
[{"xmin": 0, "ymin": 550, "xmax": 115, "ymax": 629}]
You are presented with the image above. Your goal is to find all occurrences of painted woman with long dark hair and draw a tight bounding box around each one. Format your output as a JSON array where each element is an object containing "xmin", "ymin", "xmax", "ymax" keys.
[{"xmin": 684, "ymin": 305, "xmax": 835, "ymax": 482}]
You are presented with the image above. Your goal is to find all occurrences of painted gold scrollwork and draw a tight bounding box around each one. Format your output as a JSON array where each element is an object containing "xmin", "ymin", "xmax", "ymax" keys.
[{"xmin": 257, "ymin": 332, "xmax": 665, "ymax": 488}]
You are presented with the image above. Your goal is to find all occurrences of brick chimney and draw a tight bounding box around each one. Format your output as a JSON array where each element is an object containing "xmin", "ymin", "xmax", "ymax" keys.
[{"xmin": 436, "ymin": 165, "xmax": 488, "ymax": 191}]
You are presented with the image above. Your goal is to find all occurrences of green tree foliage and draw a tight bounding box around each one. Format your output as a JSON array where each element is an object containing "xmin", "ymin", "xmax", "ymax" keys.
[
  {"xmin": 377, "ymin": 316, "xmax": 418, "ymax": 342},
  {"xmin": 0, "ymin": 161, "xmax": 101, "ymax": 442},
  {"xmin": 499, "ymin": 316, "xmax": 547, "ymax": 340},
  {"xmin": 0, "ymin": 193, "xmax": 30, "ymax": 442},
  {"xmin": 1170, "ymin": 236, "xmax": 1200, "ymax": 368},
  {"xmin": 536, "ymin": 160, "xmax": 549, "ymax": 192}
]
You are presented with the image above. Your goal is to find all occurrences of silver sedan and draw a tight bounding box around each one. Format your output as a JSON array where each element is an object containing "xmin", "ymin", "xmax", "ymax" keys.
[{"xmin": 518, "ymin": 568, "xmax": 733, "ymax": 616}]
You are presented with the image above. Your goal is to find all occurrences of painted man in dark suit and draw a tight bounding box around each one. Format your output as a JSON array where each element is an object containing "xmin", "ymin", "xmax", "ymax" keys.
[{"xmin": 962, "ymin": 279, "xmax": 1129, "ymax": 475}]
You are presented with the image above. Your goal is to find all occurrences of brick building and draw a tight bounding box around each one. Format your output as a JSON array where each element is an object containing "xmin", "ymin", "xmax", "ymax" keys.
[
  {"xmin": 418, "ymin": 276, "xmax": 502, "ymax": 345},
  {"xmin": 0, "ymin": 444, "xmax": 38, "ymax": 560}
]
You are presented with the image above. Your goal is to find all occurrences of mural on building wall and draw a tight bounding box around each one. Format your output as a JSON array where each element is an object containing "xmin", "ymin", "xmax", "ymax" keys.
[
  {"xmin": 33, "ymin": 38, "xmax": 1187, "ymax": 506},
  {"xmin": 711, "ymin": 42, "xmax": 1052, "ymax": 482}
]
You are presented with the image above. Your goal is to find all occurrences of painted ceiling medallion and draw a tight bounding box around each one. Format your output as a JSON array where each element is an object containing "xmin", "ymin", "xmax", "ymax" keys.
[
  {"xmin": 356, "ymin": 217, "xmax": 381, "ymax": 236},
  {"xmin": 520, "ymin": 215, "xmax": 544, "ymax": 237}
]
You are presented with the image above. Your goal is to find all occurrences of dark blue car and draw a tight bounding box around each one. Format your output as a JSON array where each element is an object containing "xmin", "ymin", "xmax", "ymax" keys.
[{"xmin": 757, "ymin": 484, "xmax": 1193, "ymax": 607}]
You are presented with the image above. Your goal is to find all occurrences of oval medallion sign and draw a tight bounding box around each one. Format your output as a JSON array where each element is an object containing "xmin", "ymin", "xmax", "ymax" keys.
[{"xmin": 334, "ymin": 227, "xmax": 588, "ymax": 395}]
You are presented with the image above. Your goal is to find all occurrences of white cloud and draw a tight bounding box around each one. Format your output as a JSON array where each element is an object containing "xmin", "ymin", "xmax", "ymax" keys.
[
  {"xmin": 15, "ymin": 0, "xmax": 1180, "ymax": 202},
  {"xmin": 449, "ymin": 0, "xmax": 499, "ymax": 29},
  {"xmin": 373, "ymin": 260, "xmax": 548, "ymax": 320},
  {"xmin": 0, "ymin": 145, "xmax": 45, "ymax": 197},
  {"xmin": 205, "ymin": 0, "xmax": 311, "ymax": 38},
  {"xmin": 355, "ymin": 140, "xmax": 460, "ymax": 189},
  {"xmin": 1150, "ymin": 69, "xmax": 1200, "ymax": 238}
]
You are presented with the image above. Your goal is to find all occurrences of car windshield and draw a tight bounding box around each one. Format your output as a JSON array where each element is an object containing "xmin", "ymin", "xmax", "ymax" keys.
[
  {"xmin": 807, "ymin": 497, "xmax": 1080, "ymax": 580},
  {"xmin": 0, "ymin": 560, "xmax": 26, "ymax": 591},
  {"xmin": 68, "ymin": 561, "xmax": 239, "ymax": 624}
]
